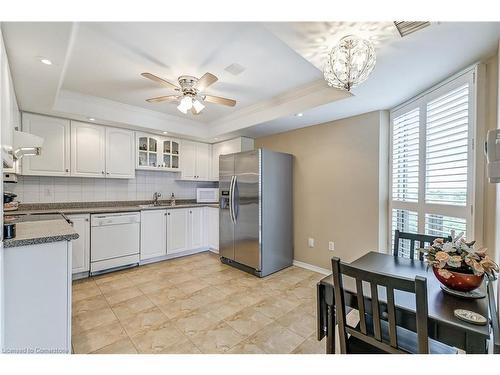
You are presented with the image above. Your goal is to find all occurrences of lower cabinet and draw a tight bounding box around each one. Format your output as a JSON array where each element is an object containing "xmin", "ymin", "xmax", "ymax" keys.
[
  {"xmin": 138, "ymin": 206, "xmax": 220, "ymax": 262},
  {"xmin": 4, "ymin": 240, "xmax": 72, "ymax": 353},
  {"xmin": 67, "ymin": 214, "xmax": 90, "ymax": 274},
  {"xmin": 140, "ymin": 209, "xmax": 167, "ymax": 260},
  {"xmin": 189, "ymin": 207, "xmax": 204, "ymax": 249},
  {"xmin": 205, "ymin": 207, "xmax": 219, "ymax": 251},
  {"xmin": 166, "ymin": 208, "xmax": 190, "ymax": 254},
  {"xmin": 166, "ymin": 207, "xmax": 213, "ymax": 255}
]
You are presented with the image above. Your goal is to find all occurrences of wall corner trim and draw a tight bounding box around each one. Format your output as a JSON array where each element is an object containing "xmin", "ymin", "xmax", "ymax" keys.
[{"xmin": 292, "ymin": 260, "xmax": 331, "ymax": 275}]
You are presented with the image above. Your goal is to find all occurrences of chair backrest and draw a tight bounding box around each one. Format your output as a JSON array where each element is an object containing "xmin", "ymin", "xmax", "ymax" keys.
[
  {"xmin": 331, "ymin": 256, "xmax": 429, "ymax": 354},
  {"xmin": 487, "ymin": 279, "xmax": 500, "ymax": 354},
  {"xmin": 393, "ymin": 230, "xmax": 450, "ymax": 261}
]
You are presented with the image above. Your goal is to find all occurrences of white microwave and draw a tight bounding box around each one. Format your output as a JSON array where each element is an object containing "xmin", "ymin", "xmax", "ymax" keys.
[{"xmin": 196, "ymin": 188, "xmax": 219, "ymax": 203}]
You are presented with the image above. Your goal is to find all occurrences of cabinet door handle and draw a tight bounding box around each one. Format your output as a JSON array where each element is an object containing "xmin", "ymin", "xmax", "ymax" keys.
[
  {"xmin": 101, "ymin": 171, "xmax": 105, "ymax": 174},
  {"xmin": 106, "ymin": 172, "xmax": 110, "ymax": 175},
  {"xmin": 167, "ymin": 213, "xmax": 170, "ymax": 216},
  {"xmin": 65, "ymin": 168, "xmax": 69, "ymax": 172}
]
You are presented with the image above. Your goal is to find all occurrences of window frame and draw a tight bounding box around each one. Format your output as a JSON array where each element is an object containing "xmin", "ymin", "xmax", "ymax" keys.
[{"xmin": 389, "ymin": 67, "xmax": 477, "ymax": 248}]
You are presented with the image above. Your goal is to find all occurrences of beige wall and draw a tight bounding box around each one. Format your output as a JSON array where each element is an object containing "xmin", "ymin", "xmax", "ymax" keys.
[{"xmin": 256, "ymin": 111, "xmax": 389, "ymax": 270}]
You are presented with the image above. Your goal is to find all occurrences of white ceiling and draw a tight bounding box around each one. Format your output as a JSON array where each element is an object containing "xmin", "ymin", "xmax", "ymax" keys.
[
  {"xmin": 62, "ymin": 22, "xmax": 323, "ymax": 122},
  {"xmin": 2, "ymin": 21, "xmax": 500, "ymax": 141}
]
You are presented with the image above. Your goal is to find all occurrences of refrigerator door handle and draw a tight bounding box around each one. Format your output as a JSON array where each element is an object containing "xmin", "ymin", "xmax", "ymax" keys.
[
  {"xmin": 232, "ymin": 175, "xmax": 238, "ymax": 222},
  {"xmin": 229, "ymin": 175, "xmax": 235, "ymax": 224}
]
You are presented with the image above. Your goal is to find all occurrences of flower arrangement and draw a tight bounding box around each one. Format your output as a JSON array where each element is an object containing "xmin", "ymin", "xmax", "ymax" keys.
[{"xmin": 420, "ymin": 230, "xmax": 499, "ymax": 279}]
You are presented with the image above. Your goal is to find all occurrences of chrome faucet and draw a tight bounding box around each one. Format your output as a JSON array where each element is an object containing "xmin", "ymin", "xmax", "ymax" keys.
[{"xmin": 152, "ymin": 192, "xmax": 162, "ymax": 206}]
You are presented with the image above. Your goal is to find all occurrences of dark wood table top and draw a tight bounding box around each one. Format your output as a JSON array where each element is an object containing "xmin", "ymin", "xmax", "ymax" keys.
[{"xmin": 320, "ymin": 251, "xmax": 490, "ymax": 338}]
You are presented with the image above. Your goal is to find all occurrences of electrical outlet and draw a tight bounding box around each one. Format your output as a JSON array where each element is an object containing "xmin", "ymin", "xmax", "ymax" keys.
[
  {"xmin": 308, "ymin": 238, "xmax": 315, "ymax": 248},
  {"xmin": 329, "ymin": 241, "xmax": 335, "ymax": 251}
]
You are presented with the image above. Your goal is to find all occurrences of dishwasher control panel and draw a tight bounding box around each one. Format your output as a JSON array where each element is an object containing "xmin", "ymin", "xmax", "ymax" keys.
[{"xmin": 91, "ymin": 212, "xmax": 141, "ymax": 227}]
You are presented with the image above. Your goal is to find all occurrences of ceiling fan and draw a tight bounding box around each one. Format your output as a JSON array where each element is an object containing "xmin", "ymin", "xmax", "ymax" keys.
[{"xmin": 141, "ymin": 72, "xmax": 236, "ymax": 115}]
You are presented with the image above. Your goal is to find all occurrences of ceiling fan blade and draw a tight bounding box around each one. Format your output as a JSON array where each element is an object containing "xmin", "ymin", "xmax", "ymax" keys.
[
  {"xmin": 146, "ymin": 95, "xmax": 180, "ymax": 103},
  {"xmin": 141, "ymin": 72, "xmax": 179, "ymax": 90},
  {"xmin": 195, "ymin": 73, "xmax": 218, "ymax": 91},
  {"xmin": 203, "ymin": 95, "xmax": 236, "ymax": 107}
]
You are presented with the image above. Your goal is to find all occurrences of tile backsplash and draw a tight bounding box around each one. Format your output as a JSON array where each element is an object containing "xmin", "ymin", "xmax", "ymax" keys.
[{"xmin": 4, "ymin": 171, "xmax": 217, "ymax": 204}]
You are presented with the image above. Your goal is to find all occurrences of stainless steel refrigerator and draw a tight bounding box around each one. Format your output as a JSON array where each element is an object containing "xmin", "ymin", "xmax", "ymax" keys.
[{"xmin": 219, "ymin": 148, "xmax": 293, "ymax": 277}]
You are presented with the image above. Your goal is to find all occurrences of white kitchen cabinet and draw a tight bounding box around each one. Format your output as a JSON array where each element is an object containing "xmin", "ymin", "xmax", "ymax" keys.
[
  {"xmin": 205, "ymin": 207, "xmax": 219, "ymax": 251},
  {"xmin": 71, "ymin": 122, "xmax": 134, "ymax": 179},
  {"xmin": 68, "ymin": 214, "xmax": 90, "ymax": 275},
  {"xmin": 106, "ymin": 127, "xmax": 135, "ymax": 178},
  {"xmin": 140, "ymin": 209, "xmax": 167, "ymax": 260},
  {"xmin": 181, "ymin": 140, "xmax": 211, "ymax": 180},
  {"xmin": 210, "ymin": 137, "xmax": 255, "ymax": 180},
  {"xmin": 196, "ymin": 143, "xmax": 211, "ymax": 180},
  {"xmin": 4, "ymin": 240, "xmax": 72, "ymax": 353},
  {"xmin": 70, "ymin": 121, "xmax": 106, "ymax": 178},
  {"xmin": 166, "ymin": 208, "xmax": 189, "ymax": 254},
  {"xmin": 181, "ymin": 140, "xmax": 196, "ymax": 179},
  {"xmin": 21, "ymin": 113, "xmax": 71, "ymax": 176},
  {"xmin": 136, "ymin": 132, "xmax": 181, "ymax": 172},
  {"xmin": 189, "ymin": 207, "xmax": 204, "ymax": 249}
]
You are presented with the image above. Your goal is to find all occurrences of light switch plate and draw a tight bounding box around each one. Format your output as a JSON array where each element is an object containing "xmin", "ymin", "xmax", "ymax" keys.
[
  {"xmin": 308, "ymin": 238, "xmax": 315, "ymax": 248},
  {"xmin": 329, "ymin": 241, "xmax": 335, "ymax": 251}
]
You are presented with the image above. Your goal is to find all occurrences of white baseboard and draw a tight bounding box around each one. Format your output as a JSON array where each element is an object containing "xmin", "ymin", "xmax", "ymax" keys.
[
  {"xmin": 139, "ymin": 247, "xmax": 209, "ymax": 266},
  {"xmin": 209, "ymin": 248, "xmax": 219, "ymax": 254},
  {"xmin": 293, "ymin": 260, "xmax": 331, "ymax": 275}
]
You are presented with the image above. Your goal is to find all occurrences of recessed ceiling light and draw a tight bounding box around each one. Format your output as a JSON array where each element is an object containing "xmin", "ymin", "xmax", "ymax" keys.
[
  {"xmin": 88, "ymin": 117, "xmax": 95, "ymax": 121},
  {"xmin": 314, "ymin": 37, "xmax": 326, "ymax": 43},
  {"xmin": 40, "ymin": 58, "xmax": 52, "ymax": 65},
  {"xmin": 214, "ymin": 137, "xmax": 219, "ymax": 140},
  {"xmin": 163, "ymin": 131, "xmax": 169, "ymax": 134},
  {"xmin": 295, "ymin": 113, "xmax": 304, "ymax": 117}
]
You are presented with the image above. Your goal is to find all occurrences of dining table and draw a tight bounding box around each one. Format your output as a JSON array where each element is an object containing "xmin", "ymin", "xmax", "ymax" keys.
[{"xmin": 316, "ymin": 251, "xmax": 492, "ymax": 354}]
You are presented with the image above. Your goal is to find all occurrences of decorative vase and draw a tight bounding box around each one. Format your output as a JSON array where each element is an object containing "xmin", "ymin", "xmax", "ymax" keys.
[{"xmin": 432, "ymin": 267, "xmax": 484, "ymax": 292}]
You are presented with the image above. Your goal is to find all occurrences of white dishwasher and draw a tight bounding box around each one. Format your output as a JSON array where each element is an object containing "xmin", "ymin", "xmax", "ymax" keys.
[{"xmin": 90, "ymin": 212, "xmax": 140, "ymax": 274}]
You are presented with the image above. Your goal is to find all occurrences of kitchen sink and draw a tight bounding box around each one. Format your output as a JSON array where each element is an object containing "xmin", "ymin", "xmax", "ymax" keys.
[{"xmin": 137, "ymin": 203, "xmax": 174, "ymax": 208}]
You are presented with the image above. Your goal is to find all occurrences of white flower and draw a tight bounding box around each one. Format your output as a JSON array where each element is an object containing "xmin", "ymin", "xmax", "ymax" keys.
[
  {"xmin": 442, "ymin": 242, "xmax": 454, "ymax": 252},
  {"xmin": 461, "ymin": 241, "xmax": 474, "ymax": 253},
  {"xmin": 447, "ymin": 255, "xmax": 463, "ymax": 268}
]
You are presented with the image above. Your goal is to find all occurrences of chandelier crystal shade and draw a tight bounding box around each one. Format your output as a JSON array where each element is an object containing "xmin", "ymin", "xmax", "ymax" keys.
[{"xmin": 323, "ymin": 35, "xmax": 376, "ymax": 91}]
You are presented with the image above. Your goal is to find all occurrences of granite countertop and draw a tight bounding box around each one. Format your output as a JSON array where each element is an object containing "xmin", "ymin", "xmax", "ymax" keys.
[
  {"xmin": 3, "ymin": 216, "xmax": 79, "ymax": 248},
  {"xmin": 4, "ymin": 200, "xmax": 219, "ymax": 216}
]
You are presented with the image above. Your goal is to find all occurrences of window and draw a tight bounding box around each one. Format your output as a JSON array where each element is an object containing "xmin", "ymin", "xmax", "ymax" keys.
[{"xmin": 390, "ymin": 69, "xmax": 476, "ymax": 257}]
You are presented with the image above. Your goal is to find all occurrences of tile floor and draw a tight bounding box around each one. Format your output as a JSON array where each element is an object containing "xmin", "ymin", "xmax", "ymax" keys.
[{"xmin": 71, "ymin": 252, "xmax": 327, "ymax": 354}]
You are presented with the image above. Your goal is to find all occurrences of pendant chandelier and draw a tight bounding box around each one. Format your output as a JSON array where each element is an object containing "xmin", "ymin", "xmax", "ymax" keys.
[{"xmin": 323, "ymin": 35, "xmax": 376, "ymax": 91}]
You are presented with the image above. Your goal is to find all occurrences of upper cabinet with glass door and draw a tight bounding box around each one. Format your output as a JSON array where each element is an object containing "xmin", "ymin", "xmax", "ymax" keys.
[
  {"xmin": 136, "ymin": 132, "xmax": 181, "ymax": 172},
  {"xmin": 161, "ymin": 138, "xmax": 180, "ymax": 170}
]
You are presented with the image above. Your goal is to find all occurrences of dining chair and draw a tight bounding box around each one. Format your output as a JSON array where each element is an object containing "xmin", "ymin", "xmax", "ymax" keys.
[
  {"xmin": 393, "ymin": 230, "xmax": 451, "ymax": 261},
  {"xmin": 331, "ymin": 256, "xmax": 457, "ymax": 354},
  {"xmin": 487, "ymin": 279, "xmax": 500, "ymax": 354}
]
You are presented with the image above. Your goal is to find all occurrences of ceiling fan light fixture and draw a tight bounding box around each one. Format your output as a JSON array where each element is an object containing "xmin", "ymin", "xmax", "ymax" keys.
[
  {"xmin": 177, "ymin": 96, "xmax": 193, "ymax": 114},
  {"xmin": 142, "ymin": 71, "xmax": 236, "ymax": 115},
  {"xmin": 192, "ymin": 99, "xmax": 205, "ymax": 113}
]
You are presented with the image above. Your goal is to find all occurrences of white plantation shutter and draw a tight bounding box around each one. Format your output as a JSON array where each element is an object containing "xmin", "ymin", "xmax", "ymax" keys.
[
  {"xmin": 392, "ymin": 108, "xmax": 419, "ymax": 203},
  {"xmin": 389, "ymin": 69, "xmax": 475, "ymax": 253},
  {"xmin": 425, "ymin": 83, "xmax": 469, "ymax": 206}
]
